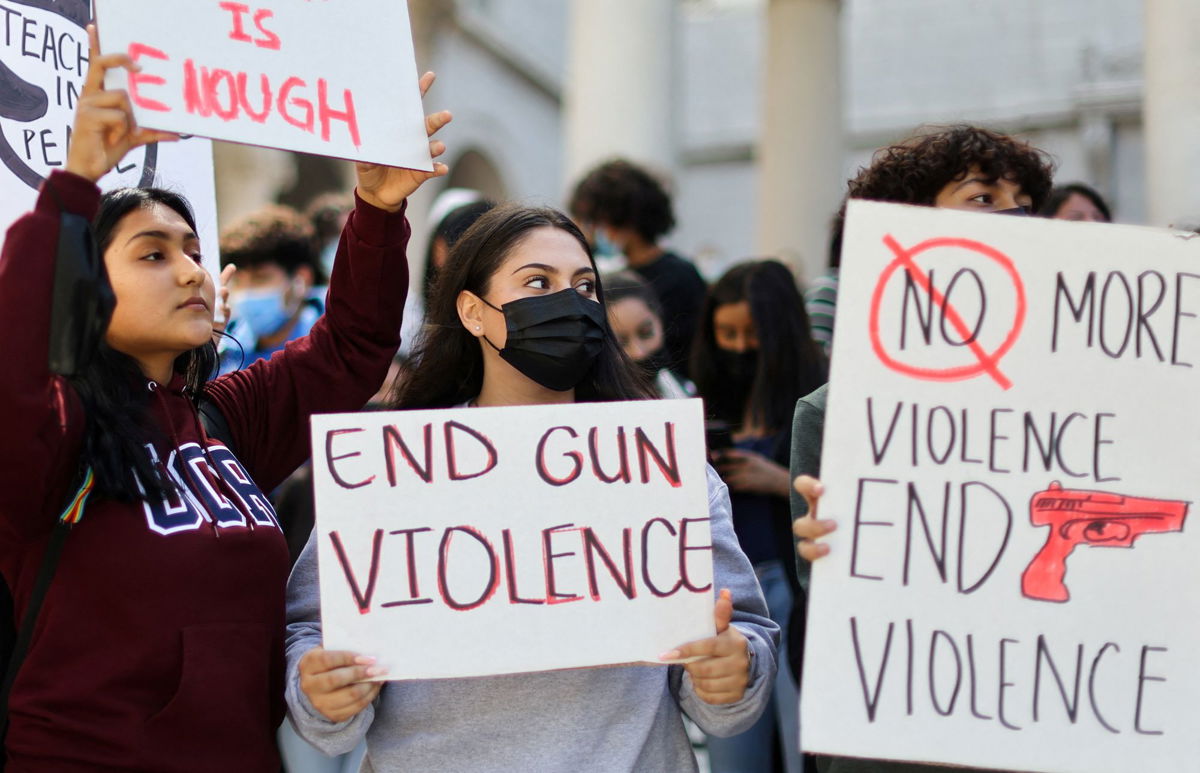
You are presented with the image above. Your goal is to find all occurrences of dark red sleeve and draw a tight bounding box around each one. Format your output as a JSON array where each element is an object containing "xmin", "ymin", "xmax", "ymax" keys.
[
  {"xmin": 204, "ymin": 194, "xmax": 410, "ymax": 492},
  {"xmin": 0, "ymin": 172, "xmax": 98, "ymax": 542}
]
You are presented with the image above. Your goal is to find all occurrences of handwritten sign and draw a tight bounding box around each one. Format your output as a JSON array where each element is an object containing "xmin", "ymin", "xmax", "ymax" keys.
[
  {"xmin": 0, "ymin": 0, "xmax": 219, "ymax": 278},
  {"xmin": 92, "ymin": 0, "xmax": 431, "ymax": 171},
  {"xmin": 311, "ymin": 399, "xmax": 714, "ymax": 680},
  {"xmin": 801, "ymin": 200, "xmax": 1200, "ymax": 772}
]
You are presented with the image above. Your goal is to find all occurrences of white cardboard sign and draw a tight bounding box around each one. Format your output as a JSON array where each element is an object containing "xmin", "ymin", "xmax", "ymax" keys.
[
  {"xmin": 0, "ymin": 0, "xmax": 219, "ymax": 279},
  {"xmin": 801, "ymin": 200, "xmax": 1200, "ymax": 772},
  {"xmin": 310, "ymin": 399, "xmax": 715, "ymax": 680},
  {"xmin": 92, "ymin": 0, "xmax": 431, "ymax": 171}
]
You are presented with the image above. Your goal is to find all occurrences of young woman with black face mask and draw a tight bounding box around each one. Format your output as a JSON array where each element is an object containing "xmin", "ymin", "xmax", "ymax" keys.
[
  {"xmin": 690, "ymin": 259, "xmax": 827, "ymax": 773},
  {"xmin": 0, "ymin": 29, "xmax": 450, "ymax": 771},
  {"xmin": 283, "ymin": 204, "xmax": 781, "ymax": 772}
]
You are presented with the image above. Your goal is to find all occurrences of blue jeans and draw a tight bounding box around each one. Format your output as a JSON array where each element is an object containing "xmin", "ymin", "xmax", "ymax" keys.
[{"xmin": 706, "ymin": 560, "xmax": 803, "ymax": 773}]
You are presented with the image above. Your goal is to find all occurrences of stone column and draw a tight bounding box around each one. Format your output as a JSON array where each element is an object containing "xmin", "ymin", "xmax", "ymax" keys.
[
  {"xmin": 755, "ymin": 0, "xmax": 843, "ymax": 282},
  {"xmin": 1143, "ymin": 0, "xmax": 1200, "ymax": 228},
  {"xmin": 562, "ymin": 0, "xmax": 676, "ymax": 190}
]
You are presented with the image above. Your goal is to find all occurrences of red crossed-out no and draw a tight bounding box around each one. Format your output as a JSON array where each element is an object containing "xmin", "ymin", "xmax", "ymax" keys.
[{"xmin": 868, "ymin": 234, "xmax": 1026, "ymax": 390}]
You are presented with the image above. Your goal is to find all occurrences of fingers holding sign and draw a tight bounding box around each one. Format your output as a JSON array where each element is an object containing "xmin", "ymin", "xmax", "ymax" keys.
[
  {"xmin": 66, "ymin": 25, "xmax": 179, "ymax": 184},
  {"xmin": 298, "ymin": 647, "xmax": 387, "ymax": 723},
  {"xmin": 660, "ymin": 589, "xmax": 751, "ymax": 705},
  {"xmin": 793, "ymin": 475, "xmax": 835, "ymax": 562},
  {"xmin": 354, "ymin": 71, "xmax": 452, "ymax": 212}
]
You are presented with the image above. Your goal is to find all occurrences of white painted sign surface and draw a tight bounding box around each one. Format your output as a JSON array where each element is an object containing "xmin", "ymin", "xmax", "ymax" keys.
[
  {"xmin": 93, "ymin": 0, "xmax": 431, "ymax": 171},
  {"xmin": 801, "ymin": 200, "xmax": 1200, "ymax": 772},
  {"xmin": 311, "ymin": 399, "xmax": 715, "ymax": 680}
]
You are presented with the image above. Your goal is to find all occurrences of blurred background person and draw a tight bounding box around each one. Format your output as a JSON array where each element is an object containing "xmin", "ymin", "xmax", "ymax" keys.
[
  {"xmin": 396, "ymin": 189, "xmax": 495, "ymax": 354},
  {"xmin": 692, "ymin": 260, "xmax": 827, "ymax": 773},
  {"xmin": 1039, "ymin": 182, "xmax": 1113, "ymax": 223},
  {"xmin": 570, "ymin": 159, "xmax": 706, "ymax": 378},
  {"xmin": 305, "ymin": 191, "xmax": 354, "ymax": 281},
  {"xmin": 602, "ymin": 270, "xmax": 694, "ymax": 399},
  {"xmin": 804, "ymin": 225, "xmax": 843, "ymax": 359},
  {"xmin": 218, "ymin": 205, "xmax": 326, "ymax": 374},
  {"xmin": 422, "ymin": 189, "xmax": 494, "ymax": 305}
]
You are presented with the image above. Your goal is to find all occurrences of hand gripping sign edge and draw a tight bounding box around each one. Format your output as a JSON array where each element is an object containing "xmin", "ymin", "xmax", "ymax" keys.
[{"xmin": 868, "ymin": 234, "xmax": 1026, "ymax": 390}]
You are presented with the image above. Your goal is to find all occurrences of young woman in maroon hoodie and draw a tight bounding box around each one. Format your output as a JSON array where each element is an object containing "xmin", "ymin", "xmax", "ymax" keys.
[{"xmin": 0, "ymin": 28, "xmax": 450, "ymax": 772}]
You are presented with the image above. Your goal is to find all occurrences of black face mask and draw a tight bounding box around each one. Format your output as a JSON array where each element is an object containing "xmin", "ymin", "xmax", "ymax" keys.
[
  {"xmin": 481, "ymin": 289, "xmax": 607, "ymax": 391},
  {"xmin": 710, "ymin": 348, "xmax": 759, "ymax": 422}
]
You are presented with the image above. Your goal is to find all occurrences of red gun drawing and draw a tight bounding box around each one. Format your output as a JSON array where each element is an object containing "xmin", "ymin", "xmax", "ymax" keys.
[{"xmin": 1021, "ymin": 481, "xmax": 1189, "ymax": 603}]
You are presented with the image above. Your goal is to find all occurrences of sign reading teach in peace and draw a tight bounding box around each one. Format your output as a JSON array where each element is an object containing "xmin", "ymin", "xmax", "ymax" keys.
[
  {"xmin": 93, "ymin": 0, "xmax": 432, "ymax": 170},
  {"xmin": 802, "ymin": 201, "xmax": 1200, "ymax": 772},
  {"xmin": 311, "ymin": 399, "xmax": 715, "ymax": 680},
  {"xmin": 0, "ymin": 0, "xmax": 219, "ymax": 279}
]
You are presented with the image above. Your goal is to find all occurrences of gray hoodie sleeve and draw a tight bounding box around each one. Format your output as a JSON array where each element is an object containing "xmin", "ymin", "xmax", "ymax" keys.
[
  {"xmin": 284, "ymin": 532, "xmax": 377, "ymax": 755},
  {"xmin": 790, "ymin": 383, "xmax": 828, "ymax": 590},
  {"xmin": 675, "ymin": 465, "xmax": 781, "ymax": 737}
]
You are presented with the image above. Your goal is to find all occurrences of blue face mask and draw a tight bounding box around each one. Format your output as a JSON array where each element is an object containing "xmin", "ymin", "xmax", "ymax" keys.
[
  {"xmin": 231, "ymin": 287, "xmax": 292, "ymax": 339},
  {"xmin": 592, "ymin": 228, "xmax": 622, "ymax": 259}
]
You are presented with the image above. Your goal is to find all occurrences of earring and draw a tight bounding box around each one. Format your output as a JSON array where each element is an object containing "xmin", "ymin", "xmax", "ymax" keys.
[{"xmin": 475, "ymin": 325, "xmax": 481, "ymax": 331}]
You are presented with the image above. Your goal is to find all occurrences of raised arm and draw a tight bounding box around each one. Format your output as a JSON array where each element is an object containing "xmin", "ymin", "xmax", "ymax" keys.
[
  {"xmin": 204, "ymin": 75, "xmax": 451, "ymax": 490},
  {"xmin": 0, "ymin": 26, "xmax": 176, "ymax": 539}
]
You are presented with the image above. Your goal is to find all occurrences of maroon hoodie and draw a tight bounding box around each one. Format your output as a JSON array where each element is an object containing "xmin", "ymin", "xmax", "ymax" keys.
[{"xmin": 0, "ymin": 170, "xmax": 409, "ymax": 772}]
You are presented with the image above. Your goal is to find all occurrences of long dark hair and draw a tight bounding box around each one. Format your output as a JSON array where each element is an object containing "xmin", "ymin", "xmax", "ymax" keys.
[
  {"xmin": 71, "ymin": 187, "xmax": 218, "ymax": 501},
  {"xmin": 392, "ymin": 203, "xmax": 653, "ymax": 408},
  {"xmin": 691, "ymin": 260, "xmax": 827, "ymax": 433}
]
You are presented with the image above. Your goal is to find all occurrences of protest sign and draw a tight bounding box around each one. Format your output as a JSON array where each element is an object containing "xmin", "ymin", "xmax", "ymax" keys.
[
  {"xmin": 0, "ymin": 0, "xmax": 219, "ymax": 278},
  {"xmin": 801, "ymin": 200, "xmax": 1200, "ymax": 772},
  {"xmin": 310, "ymin": 399, "xmax": 715, "ymax": 680},
  {"xmin": 92, "ymin": 0, "xmax": 432, "ymax": 171}
]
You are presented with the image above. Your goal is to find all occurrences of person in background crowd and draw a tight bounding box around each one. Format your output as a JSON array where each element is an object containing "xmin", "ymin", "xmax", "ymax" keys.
[
  {"xmin": 422, "ymin": 188, "xmax": 491, "ymax": 303},
  {"xmin": 395, "ymin": 189, "xmax": 495, "ymax": 355},
  {"xmin": 218, "ymin": 205, "xmax": 327, "ymax": 373},
  {"xmin": 285, "ymin": 202, "xmax": 779, "ymax": 772},
  {"xmin": 803, "ymin": 124, "xmax": 1056, "ymax": 370},
  {"xmin": 306, "ymin": 191, "xmax": 355, "ymax": 280},
  {"xmin": 803, "ymin": 226, "xmax": 843, "ymax": 358},
  {"xmin": 0, "ymin": 29, "xmax": 450, "ymax": 770},
  {"xmin": 1038, "ymin": 182, "xmax": 1112, "ymax": 223},
  {"xmin": 570, "ymin": 159, "xmax": 707, "ymax": 378},
  {"xmin": 790, "ymin": 124, "xmax": 1055, "ymax": 773},
  {"xmin": 602, "ymin": 270, "xmax": 694, "ymax": 399},
  {"xmin": 691, "ymin": 260, "xmax": 827, "ymax": 773}
]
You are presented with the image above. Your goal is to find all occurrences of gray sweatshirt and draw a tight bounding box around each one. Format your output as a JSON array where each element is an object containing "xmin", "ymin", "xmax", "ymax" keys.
[{"xmin": 284, "ymin": 466, "xmax": 779, "ymax": 772}]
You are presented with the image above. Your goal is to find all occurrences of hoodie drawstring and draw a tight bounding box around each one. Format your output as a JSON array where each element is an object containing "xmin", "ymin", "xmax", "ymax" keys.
[
  {"xmin": 149, "ymin": 380, "xmax": 255, "ymax": 537},
  {"xmin": 184, "ymin": 388, "xmax": 257, "ymax": 532}
]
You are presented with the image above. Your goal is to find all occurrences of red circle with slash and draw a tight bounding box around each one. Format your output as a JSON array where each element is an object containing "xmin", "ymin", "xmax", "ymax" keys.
[{"xmin": 869, "ymin": 235, "xmax": 1026, "ymax": 390}]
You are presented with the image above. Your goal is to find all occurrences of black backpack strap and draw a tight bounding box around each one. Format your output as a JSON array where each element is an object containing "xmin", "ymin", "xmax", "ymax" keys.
[
  {"xmin": 197, "ymin": 396, "xmax": 236, "ymax": 452},
  {"xmin": 0, "ymin": 466, "xmax": 93, "ymax": 757}
]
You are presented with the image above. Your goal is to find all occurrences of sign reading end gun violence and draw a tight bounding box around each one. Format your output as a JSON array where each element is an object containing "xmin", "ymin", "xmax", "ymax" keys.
[
  {"xmin": 92, "ymin": 0, "xmax": 431, "ymax": 170},
  {"xmin": 802, "ymin": 201, "xmax": 1200, "ymax": 772},
  {"xmin": 311, "ymin": 399, "xmax": 715, "ymax": 680}
]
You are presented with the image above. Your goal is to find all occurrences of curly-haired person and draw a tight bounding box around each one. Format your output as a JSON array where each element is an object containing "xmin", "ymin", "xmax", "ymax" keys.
[
  {"xmin": 792, "ymin": 125, "xmax": 1054, "ymax": 773},
  {"xmin": 570, "ymin": 159, "xmax": 707, "ymax": 378},
  {"xmin": 805, "ymin": 124, "xmax": 1053, "ymax": 357}
]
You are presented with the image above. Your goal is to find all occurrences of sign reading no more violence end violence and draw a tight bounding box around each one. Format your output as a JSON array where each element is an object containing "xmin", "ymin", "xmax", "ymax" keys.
[
  {"xmin": 801, "ymin": 200, "xmax": 1200, "ymax": 773},
  {"xmin": 92, "ymin": 0, "xmax": 432, "ymax": 170},
  {"xmin": 311, "ymin": 399, "xmax": 716, "ymax": 680}
]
